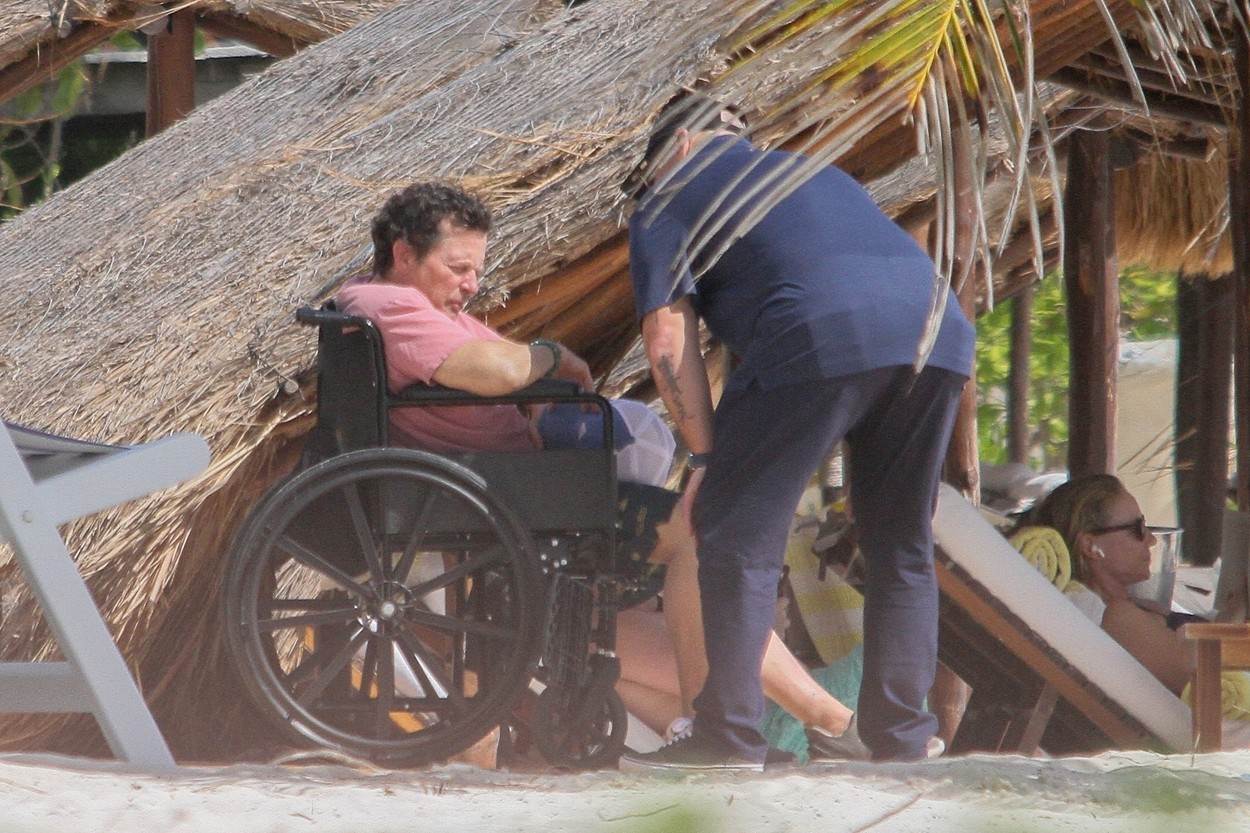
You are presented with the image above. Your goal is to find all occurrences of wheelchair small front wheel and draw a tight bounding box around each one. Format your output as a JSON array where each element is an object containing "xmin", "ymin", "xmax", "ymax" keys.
[
  {"xmin": 532, "ymin": 684, "xmax": 628, "ymax": 770},
  {"xmin": 223, "ymin": 448, "xmax": 542, "ymax": 767}
]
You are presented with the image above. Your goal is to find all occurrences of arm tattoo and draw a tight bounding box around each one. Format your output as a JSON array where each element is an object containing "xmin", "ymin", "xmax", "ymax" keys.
[{"xmin": 656, "ymin": 355, "xmax": 689, "ymax": 422}]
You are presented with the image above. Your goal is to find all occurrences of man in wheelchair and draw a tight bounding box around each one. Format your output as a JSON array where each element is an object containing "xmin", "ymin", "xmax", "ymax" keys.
[{"xmin": 333, "ymin": 181, "xmax": 857, "ymax": 766}]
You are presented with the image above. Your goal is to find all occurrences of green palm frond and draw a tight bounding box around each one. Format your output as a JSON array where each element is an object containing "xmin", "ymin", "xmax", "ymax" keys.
[{"xmin": 672, "ymin": 0, "xmax": 1235, "ymax": 368}]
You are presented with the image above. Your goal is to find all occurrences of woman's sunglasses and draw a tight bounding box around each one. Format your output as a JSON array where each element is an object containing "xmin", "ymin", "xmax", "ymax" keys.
[{"xmin": 1089, "ymin": 515, "xmax": 1148, "ymax": 541}]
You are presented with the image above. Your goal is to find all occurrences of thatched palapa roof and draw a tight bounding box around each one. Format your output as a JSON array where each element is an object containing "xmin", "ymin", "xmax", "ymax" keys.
[
  {"xmin": 0, "ymin": 1, "xmax": 403, "ymax": 101},
  {"xmin": 0, "ymin": 0, "xmax": 1241, "ymax": 759},
  {"xmin": 0, "ymin": 0, "xmax": 846, "ymax": 758}
]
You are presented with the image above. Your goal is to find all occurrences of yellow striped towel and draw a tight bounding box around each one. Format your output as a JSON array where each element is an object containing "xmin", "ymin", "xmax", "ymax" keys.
[
  {"xmin": 784, "ymin": 486, "xmax": 864, "ymax": 665},
  {"xmin": 1183, "ymin": 671, "xmax": 1250, "ymax": 722},
  {"xmin": 1009, "ymin": 526, "xmax": 1072, "ymax": 592}
]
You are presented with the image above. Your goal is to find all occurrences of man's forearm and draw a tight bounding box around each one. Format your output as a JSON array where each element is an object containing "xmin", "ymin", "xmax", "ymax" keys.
[{"xmin": 643, "ymin": 301, "xmax": 715, "ymax": 455}]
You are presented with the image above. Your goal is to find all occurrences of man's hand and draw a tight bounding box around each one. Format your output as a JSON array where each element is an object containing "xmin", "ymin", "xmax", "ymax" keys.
[{"xmin": 551, "ymin": 343, "xmax": 595, "ymax": 392}]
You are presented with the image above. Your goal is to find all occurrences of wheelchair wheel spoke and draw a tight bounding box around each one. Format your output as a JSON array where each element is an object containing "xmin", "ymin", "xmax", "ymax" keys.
[
  {"xmin": 286, "ymin": 636, "xmax": 345, "ymax": 688},
  {"xmin": 407, "ymin": 548, "xmax": 504, "ymax": 600},
  {"xmin": 340, "ymin": 480, "xmax": 387, "ymax": 580},
  {"xmin": 258, "ymin": 608, "xmax": 358, "ymax": 632},
  {"xmin": 404, "ymin": 608, "xmax": 517, "ymax": 644},
  {"xmin": 395, "ymin": 490, "xmax": 440, "ymax": 581},
  {"xmin": 359, "ymin": 636, "xmax": 379, "ymax": 701},
  {"xmin": 275, "ymin": 534, "xmax": 371, "ymax": 598},
  {"xmin": 269, "ymin": 597, "xmax": 349, "ymax": 611},
  {"xmin": 395, "ymin": 629, "xmax": 468, "ymax": 716},
  {"xmin": 296, "ymin": 627, "xmax": 369, "ymax": 708},
  {"xmin": 375, "ymin": 638, "xmax": 395, "ymax": 738}
]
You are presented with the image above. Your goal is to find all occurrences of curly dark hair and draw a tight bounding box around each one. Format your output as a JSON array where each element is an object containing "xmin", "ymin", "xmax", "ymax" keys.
[{"xmin": 370, "ymin": 182, "xmax": 492, "ymax": 276}]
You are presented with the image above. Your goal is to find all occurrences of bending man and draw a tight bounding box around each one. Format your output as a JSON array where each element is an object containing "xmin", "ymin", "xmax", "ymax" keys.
[{"xmin": 622, "ymin": 96, "xmax": 974, "ymax": 769}]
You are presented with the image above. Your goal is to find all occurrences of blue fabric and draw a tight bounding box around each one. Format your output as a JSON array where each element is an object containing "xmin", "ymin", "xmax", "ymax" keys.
[
  {"xmin": 761, "ymin": 644, "xmax": 864, "ymax": 762},
  {"xmin": 537, "ymin": 403, "xmax": 634, "ymax": 451},
  {"xmin": 629, "ymin": 137, "xmax": 975, "ymax": 389},
  {"xmin": 690, "ymin": 366, "xmax": 965, "ymax": 762}
]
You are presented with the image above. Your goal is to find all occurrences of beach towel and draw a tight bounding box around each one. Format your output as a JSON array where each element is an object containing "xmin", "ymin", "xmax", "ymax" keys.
[
  {"xmin": 1183, "ymin": 670, "xmax": 1250, "ymax": 722},
  {"xmin": 1009, "ymin": 526, "xmax": 1072, "ymax": 591},
  {"xmin": 785, "ymin": 486, "xmax": 864, "ymax": 665}
]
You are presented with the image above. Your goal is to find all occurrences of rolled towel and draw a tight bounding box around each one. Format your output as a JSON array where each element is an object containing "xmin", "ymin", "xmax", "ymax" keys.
[
  {"xmin": 1008, "ymin": 526, "xmax": 1072, "ymax": 592},
  {"xmin": 1182, "ymin": 671, "xmax": 1250, "ymax": 721}
]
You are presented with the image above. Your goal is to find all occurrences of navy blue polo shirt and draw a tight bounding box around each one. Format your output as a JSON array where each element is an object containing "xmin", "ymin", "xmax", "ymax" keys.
[{"xmin": 629, "ymin": 137, "xmax": 974, "ymax": 390}]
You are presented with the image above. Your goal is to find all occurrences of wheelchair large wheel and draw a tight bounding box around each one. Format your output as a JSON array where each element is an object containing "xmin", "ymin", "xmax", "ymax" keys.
[{"xmin": 224, "ymin": 448, "xmax": 543, "ymax": 767}]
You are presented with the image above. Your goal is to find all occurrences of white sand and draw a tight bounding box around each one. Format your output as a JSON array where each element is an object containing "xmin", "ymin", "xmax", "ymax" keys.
[{"xmin": 3, "ymin": 750, "xmax": 1250, "ymax": 832}]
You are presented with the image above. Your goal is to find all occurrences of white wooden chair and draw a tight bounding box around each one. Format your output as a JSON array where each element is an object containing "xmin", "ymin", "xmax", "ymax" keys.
[{"xmin": 0, "ymin": 421, "xmax": 210, "ymax": 770}]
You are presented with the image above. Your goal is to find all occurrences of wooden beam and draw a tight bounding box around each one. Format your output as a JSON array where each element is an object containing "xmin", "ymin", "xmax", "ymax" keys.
[
  {"xmin": 1071, "ymin": 54, "xmax": 1228, "ymax": 107},
  {"xmin": 146, "ymin": 9, "xmax": 197, "ymax": 137},
  {"xmin": 1064, "ymin": 127, "xmax": 1119, "ymax": 478},
  {"xmin": 0, "ymin": 21, "xmax": 118, "ymax": 105},
  {"xmin": 197, "ymin": 12, "xmax": 305, "ymax": 59},
  {"xmin": 1008, "ymin": 285, "xmax": 1034, "ymax": 465},
  {"xmin": 1121, "ymin": 127, "xmax": 1213, "ymax": 162},
  {"xmin": 1233, "ymin": 13, "xmax": 1250, "ymax": 511},
  {"xmin": 1050, "ymin": 67, "xmax": 1229, "ymax": 128}
]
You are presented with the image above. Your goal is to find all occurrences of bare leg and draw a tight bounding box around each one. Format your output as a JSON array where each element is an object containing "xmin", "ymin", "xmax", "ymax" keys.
[{"xmin": 650, "ymin": 509, "xmax": 854, "ymax": 736}]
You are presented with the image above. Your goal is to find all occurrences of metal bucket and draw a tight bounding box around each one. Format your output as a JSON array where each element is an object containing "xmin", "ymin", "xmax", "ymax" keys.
[{"xmin": 1129, "ymin": 526, "xmax": 1182, "ymax": 615}]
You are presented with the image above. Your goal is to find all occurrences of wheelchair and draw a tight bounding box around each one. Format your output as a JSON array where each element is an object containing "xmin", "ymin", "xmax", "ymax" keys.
[{"xmin": 222, "ymin": 304, "xmax": 667, "ymax": 769}]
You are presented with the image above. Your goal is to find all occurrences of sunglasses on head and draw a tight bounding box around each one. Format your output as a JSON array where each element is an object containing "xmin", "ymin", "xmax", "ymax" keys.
[{"xmin": 1089, "ymin": 515, "xmax": 1148, "ymax": 541}]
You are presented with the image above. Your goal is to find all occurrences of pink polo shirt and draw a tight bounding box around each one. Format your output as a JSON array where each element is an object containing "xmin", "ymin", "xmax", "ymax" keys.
[{"xmin": 337, "ymin": 281, "xmax": 537, "ymax": 454}]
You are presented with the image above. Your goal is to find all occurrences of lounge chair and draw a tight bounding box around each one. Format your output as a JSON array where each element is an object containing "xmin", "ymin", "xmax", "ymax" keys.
[
  {"xmin": 0, "ymin": 421, "xmax": 210, "ymax": 770},
  {"xmin": 932, "ymin": 483, "xmax": 1195, "ymax": 755}
]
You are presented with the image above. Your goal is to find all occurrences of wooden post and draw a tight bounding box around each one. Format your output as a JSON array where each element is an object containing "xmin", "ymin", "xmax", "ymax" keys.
[
  {"xmin": 1232, "ymin": 12, "xmax": 1250, "ymax": 512},
  {"xmin": 1176, "ymin": 273, "xmax": 1202, "ymax": 558},
  {"xmin": 1177, "ymin": 274, "xmax": 1234, "ymax": 566},
  {"xmin": 1063, "ymin": 127, "xmax": 1119, "ymax": 478},
  {"xmin": 1196, "ymin": 276, "xmax": 1234, "ymax": 566},
  {"xmin": 146, "ymin": 10, "xmax": 196, "ymax": 137},
  {"xmin": 1007, "ymin": 285, "xmax": 1034, "ymax": 464}
]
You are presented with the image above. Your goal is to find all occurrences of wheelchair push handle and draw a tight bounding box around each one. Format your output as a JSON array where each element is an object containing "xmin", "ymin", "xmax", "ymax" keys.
[{"xmin": 296, "ymin": 305, "xmax": 370, "ymax": 330}]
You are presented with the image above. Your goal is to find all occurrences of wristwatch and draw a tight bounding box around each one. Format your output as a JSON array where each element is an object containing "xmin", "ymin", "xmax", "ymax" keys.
[
  {"xmin": 687, "ymin": 451, "xmax": 711, "ymax": 469},
  {"xmin": 529, "ymin": 338, "xmax": 562, "ymax": 378}
]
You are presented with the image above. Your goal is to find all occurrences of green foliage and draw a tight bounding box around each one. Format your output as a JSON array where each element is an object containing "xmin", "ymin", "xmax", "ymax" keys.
[
  {"xmin": 0, "ymin": 62, "xmax": 89, "ymax": 218},
  {"xmin": 976, "ymin": 267, "xmax": 1178, "ymax": 469},
  {"xmin": 1, "ymin": 30, "xmax": 149, "ymax": 220}
]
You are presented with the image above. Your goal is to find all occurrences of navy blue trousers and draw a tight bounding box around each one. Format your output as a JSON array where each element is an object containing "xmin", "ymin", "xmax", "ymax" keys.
[{"xmin": 691, "ymin": 365, "xmax": 966, "ymax": 761}]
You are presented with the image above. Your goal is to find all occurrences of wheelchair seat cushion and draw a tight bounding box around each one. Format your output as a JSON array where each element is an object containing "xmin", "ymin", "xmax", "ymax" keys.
[{"xmin": 539, "ymin": 399, "xmax": 675, "ymax": 488}]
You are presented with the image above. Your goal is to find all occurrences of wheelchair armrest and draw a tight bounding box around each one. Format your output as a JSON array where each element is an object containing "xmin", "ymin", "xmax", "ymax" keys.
[
  {"xmin": 394, "ymin": 379, "xmax": 590, "ymax": 406},
  {"xmin": 392, "ymin": 381, "xmax": 616, "ymax": 450}
]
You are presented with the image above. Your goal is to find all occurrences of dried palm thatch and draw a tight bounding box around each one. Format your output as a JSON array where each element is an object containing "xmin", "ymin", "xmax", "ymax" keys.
[
  {"xmin": 0, "ymin": 1, "xmax": 401, "ymax": 83},
  {"xmin": 0, "ymin": 0, "xmax": 844, "ymax": 760},
  {"xmin": 1116, "ymin": 141, "xmax": 1234, "ymax": 275},
  {"xmin": 0, "ymin": 0, "xmax": 1230, "ymax": 761}
]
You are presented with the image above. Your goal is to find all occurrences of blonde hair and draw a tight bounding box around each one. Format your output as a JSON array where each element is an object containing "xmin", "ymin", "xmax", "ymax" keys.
[{"xmin": 1029, "ymin": 474, "xmax": 1126, "ymax": 582}]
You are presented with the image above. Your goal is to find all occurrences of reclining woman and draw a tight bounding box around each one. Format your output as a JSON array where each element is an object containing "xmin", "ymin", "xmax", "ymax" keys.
[
  {"xmin": 1024, "ymin": 474, "xmax": 1194, "ymax": 694},
  {"xmin": 338, "ymin": 181, "xmax": 864, "ymax": 761}
]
